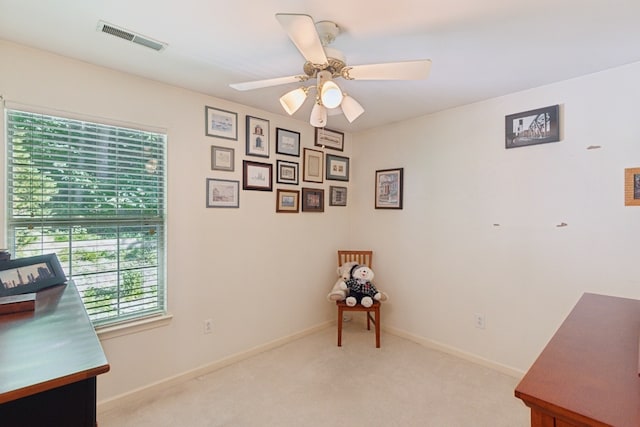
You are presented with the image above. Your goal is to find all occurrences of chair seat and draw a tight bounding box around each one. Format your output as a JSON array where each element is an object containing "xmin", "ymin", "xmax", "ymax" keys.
[{"xmin": 336, "ymin": 300, "xmax": 380, "ymax": 348}]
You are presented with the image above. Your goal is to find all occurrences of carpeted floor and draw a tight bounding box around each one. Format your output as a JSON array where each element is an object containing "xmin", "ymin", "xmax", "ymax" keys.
[{"xmin": 99, "ymin": 324, "xmax": 530, "ymax": 427}]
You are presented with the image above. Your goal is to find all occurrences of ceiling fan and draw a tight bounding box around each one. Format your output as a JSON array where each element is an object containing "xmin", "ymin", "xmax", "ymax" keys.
[{"xmin": 229, "ymin": 13, "xmax": 432, "ymax": 127}]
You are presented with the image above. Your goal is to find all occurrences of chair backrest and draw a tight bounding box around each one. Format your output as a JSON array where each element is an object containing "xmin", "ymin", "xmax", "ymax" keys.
[{"xmin": 338, "ymin": 250, "xmax": 373, "ymax": 269}]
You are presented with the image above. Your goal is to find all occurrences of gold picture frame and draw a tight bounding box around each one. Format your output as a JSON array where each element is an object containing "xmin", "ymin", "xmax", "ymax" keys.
[{"xmin": 624, "ymin": 167, "xmax": 640, "ymax": 206}]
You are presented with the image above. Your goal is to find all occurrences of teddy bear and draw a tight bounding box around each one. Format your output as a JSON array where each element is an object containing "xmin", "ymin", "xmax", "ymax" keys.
[
  {"xmin": 327, "ymin": 261, "xmax": 358, "ymax": 301},
  {"xmin": 344, "ymin": 264, "xmax": 388, "ymax": 308}
]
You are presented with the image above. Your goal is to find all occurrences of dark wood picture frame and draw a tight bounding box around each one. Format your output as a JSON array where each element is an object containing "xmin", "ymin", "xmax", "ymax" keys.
[
  {"xmin": 315, "ymin": 127, "xmax": 344, "ymax": 151},
  {"xmin": 375, "ymin": 168, "xmax": 404, "ymax": 209},
  {"xmin": 303, "ymin": 148, "xmax": 324, "ymax": 183},
  {"xmin": 243, "ymin": 160, "xmax": 273, "ymax": 191},
  {"xmin": 301, "ymin": 188, "xmax": 325, "ymax": 212},
  {"xmin": 246, "ymin": 116, "xmax": 270, "ymax": 158},
  {"xmin": 276, "ymin": 189, "xmax": 300, "ymax": 213},
  {"xmin": 0, "ymin": 253, "xmax": 67, "ymax": 297},
  {"xmin": 505, "ymin": 104, "xmax": 560, "ymax": 149}
]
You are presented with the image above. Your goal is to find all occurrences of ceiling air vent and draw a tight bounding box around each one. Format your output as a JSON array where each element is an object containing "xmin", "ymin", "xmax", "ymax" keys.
[{"xmin": 97, "ymin": 20, "xmax": 167, "ymax": 52}]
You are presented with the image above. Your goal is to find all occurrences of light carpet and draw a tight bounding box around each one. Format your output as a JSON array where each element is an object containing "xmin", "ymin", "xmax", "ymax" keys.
[{"xmin": 99, "ymin": 324, "xmax": 530, "ymax": 426}]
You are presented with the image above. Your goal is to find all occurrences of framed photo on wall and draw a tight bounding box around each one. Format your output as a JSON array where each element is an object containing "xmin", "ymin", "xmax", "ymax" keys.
[
  {"xmin": 211, "ymin": 145, "xmax": 234, "ymax": 171},
  {"xmin": 315, "ymin": 127, "xmax": 344, "ymax": 151},
  {"xmin": 276, "ymin": 128, "xmax": 300, "ymax": 157},
  {"xmin": 206, "ymin": 178, "xmax": 239, "ymax": 208},
  {"xmin": 303, "ymin": 148, "xmax": 324, "ymax": 183},
  {"xmin": 276, "ymin": 160, "xmax": 299, "ymax": 185},
  {"xmin": 205, "ymin": 106, "xmax": 237, "ymax": 141},
  {"xmin": 375, "ymin": 168, "xmax": 403, "ymax": 209},
  {"xmin": 329, "ymin": 186, "xmax": 347, "ymax": 207},
  {"xmin": 243, "ymin": 160, "xmax": 273, "ymax": 191},
  {"xmin": 301, "ymin": 188, "xmax": 324, "ymax": 212},
  {"xmin": 246, "ymin": 116, "xmax": 270, "ymax": 158},
  {"xmin": 325, "ymin": 154, "xmax": 349, "ymax": 181},
  {"xmin": 505, "ymin": 105, "xmax": 560, "ymax": 149},
  {"xmin": 276, "ymin": 189, "xmax": 300, "ymax": 213},
  {"xmin": 624, "ymin": 167, "xmax": 640, "ymax": 206}
]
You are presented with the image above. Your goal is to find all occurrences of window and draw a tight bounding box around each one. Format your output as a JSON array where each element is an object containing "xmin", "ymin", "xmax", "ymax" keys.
[{"xmin": 5, "ymin": 108, "xmax": 166, "ymax": 326}]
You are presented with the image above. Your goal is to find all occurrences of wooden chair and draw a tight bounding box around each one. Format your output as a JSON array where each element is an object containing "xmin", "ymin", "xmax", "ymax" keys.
[{"xmin": 336, "ymin": 250, "xmax": 381, "ymax": 348}]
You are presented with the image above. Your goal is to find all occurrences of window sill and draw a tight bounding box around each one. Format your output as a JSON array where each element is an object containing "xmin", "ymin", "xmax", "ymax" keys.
[{"xmin": 96, "ymin": 313, "xmax": 173, "ymax": 341}]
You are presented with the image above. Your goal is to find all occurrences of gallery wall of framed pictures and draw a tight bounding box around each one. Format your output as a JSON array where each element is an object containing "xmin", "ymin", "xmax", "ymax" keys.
[{"xmin": 204, "ymin": 105, "xmax": 351, "ymax": 213}]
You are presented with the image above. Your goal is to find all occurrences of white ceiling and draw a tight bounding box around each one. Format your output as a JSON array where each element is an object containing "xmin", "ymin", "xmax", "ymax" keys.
[{"xmin": 1, "ymin": 0, "xmax": 640, "ymax": 133}]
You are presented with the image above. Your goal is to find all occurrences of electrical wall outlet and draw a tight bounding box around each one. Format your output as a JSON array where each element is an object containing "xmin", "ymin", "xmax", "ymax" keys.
[
  {"xmin": 474, "ymin": 313, "xmax": 486, "ymax": 329},
  {"xmin": 204, "ymin": 318, "xmax": 213, "ymax": 334}
]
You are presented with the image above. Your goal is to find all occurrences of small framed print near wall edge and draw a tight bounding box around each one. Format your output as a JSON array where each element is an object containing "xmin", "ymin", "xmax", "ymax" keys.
[
  {"xmin": 375, "ymin": 168, "xmax": 404, "ymax": 209},
  {"xmin": 329, "ymin": 186, "xmax": 347, "ymax": 207},
  {"xmin": 624, "ymin": 167, "xmax": 640, "ymax": 206},
  {"xmin": 205, "ymin": 106, "xmax": 238, "ymax": 141},
  {"xmin": 206, "ymin": 178, "xmax": 239, "ymax": 208},
  {"xmin": 211, "ymin": 145, "xmax": 234, "ymax": 171}
]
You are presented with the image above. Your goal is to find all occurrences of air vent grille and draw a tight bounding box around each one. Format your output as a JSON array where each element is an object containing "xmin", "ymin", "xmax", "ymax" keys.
[{"xmin": 97, "ymin": 20, "xmax": 167, "ymax": 51}]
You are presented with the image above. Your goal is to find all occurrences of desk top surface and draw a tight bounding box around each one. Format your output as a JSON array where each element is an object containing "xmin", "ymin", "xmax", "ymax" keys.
[
  {"xmin": 515, "ymin": 292, "xmax": 640, "ymax": 427},
  {"xmin": 0, "ymin": 281, "xmax": 110, "ymax": 404}
]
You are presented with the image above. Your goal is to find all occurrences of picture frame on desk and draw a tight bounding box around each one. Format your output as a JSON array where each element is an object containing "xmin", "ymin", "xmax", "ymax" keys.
[{"xmin": 0, "ymin": 253, "xmax": 67, "ymax": 297}]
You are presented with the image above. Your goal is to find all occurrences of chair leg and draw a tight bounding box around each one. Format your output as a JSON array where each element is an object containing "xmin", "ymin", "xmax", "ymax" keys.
[
  {"xmin": 337, "ymin": 306, "xmax": 343, "ymax": 347},
  {"xmin": 374, "ymin": 306, "xmax": 380, "ymax": 348},
  {"xmin": 366, "ymin": 310, "xmax": 371, "ymax": 330}
]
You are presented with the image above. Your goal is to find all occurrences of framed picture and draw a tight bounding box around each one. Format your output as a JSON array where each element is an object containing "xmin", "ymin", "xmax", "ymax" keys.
[
  {"xmin": 325, "ymin": 154, "xmax": 350, "ymax": 181},
  {"xmin": 329, "ymin": 186, "xmax": 347, "ymax": 206},
  {"xmin": 206, "ymin": 178, "xmax": 239, "ymax": 208},
  {"xmin": 276, "ymin": 128, "xmax": 300, "ymax": 157},
  {"xmin": 243, "ymin": 160, "xmax": 273, "ymax": 191},
  {"xmin": 205, "ymin": 106, "xmax": 237, "ymax": 140},
  {"xmin": 246, "ymin": 116, "xmax": 270, "ymax": 158},
  {"xmin": 505, "ymin": 105, "xmax": 560, "ymax": 149},
  {"xmin": 303, "ymin": 148, "xmax": 324, "ymax": 183},
  {"xmin": 276, "ymin": 189, "xmax": 300, "ymax": 213},
  {"xmin": 302, "ymin": 188, "xmax": 324, "ymax": 212},
  {"xmin": 0, "ymin": 253, "xmax": 67, "ymax": 297},
  {"xmin": 624, "ymin": 167, "xmax": 640, "ymax": 206},
  {"xmin": 375, "ymin": 168, "xmax": 404, "ymax": 209},
  {"xmin": 276, "ymin": 160, "xmax": 299, "ymax": 185},
  {"xmin": 211, "ymin": 145, "xmax": 235, "ymax": 171},
  {"xmin": 315, "ymin": 127, "xmax": 344, "ymax": 151}
]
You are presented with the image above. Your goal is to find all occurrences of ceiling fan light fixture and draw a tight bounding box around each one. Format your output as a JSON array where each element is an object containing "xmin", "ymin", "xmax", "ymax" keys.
[
  {"xmin": 310, "ymin": 102, "xmax": 327, "ymax": 127},
  {"xmin": 279, "ymin": 87, "xmax": 308, "ymax": 115},
  {"xmin": 341, "ymin": 95, "xmax": 365, "ymax": 123},
  {"xmin": 320, "ymin": 80, "xmax": 343, "ymax": 109}
]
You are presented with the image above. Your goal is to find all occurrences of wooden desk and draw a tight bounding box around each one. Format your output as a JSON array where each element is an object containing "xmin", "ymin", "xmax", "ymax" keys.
[
  {"xmin": 0, "ymin": 281, "xmax": 110, "ymax": 427},
  {"xmin": 515, "ymin": 293, "xmax": 640, "ymax": 427}
]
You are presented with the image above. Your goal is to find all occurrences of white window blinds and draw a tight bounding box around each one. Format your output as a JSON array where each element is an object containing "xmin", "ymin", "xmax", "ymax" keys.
[{"xmin": 5, "ymin": 108, "xmax": 166, "ymax": 326}]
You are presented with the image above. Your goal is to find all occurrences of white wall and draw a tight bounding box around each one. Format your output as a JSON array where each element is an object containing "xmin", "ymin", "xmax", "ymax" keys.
[
  {"xmin": 349, "ymin": 61, "xmax": 640, "ymax": 372},
  {"xmin": 0, "ymin": 40, "xmax": 351, "ymax": 402},
  {"xmin": 3, "ymin": 37, "xmax": 640, "ymax": 405}
]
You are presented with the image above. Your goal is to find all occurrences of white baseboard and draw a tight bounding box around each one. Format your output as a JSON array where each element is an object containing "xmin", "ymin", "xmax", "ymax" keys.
[
  {"xmin": 97, "ymin": 321, "xmax": 332, "ymax": 417},
  {"xmin": 383, "ymin": 325, "xmax": 525, "ymax": 379}
]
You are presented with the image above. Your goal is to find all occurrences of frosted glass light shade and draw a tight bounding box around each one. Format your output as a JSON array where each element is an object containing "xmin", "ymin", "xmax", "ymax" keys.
[
  {"xmin": 341, "ymin": 95, "xmax": 365, "ymax": 123},
  {"xmin": 310, "ymin": 102, "xmax": 327, "ymax": 127},
  {"xmin": 320, "ymin": 80, "xmax": 343, "ymax": 109},
  {"xmin": 279, "ymin": 87, "xmax": 308, "ymax": 115}
]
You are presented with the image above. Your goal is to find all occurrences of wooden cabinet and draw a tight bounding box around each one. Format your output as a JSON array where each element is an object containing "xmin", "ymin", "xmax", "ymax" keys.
[
  {"xmin": 0, "ymin": 281, "xmax": 110, "ymax": 427},
  {"xmin": 515, "ymin": 293, "xmax": 640, "ymax": 427}
]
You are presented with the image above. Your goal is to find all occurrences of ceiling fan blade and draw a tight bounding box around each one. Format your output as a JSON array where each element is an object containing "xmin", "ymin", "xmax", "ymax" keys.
[
  {"xmin": 343, "ymin": 59, "xmax": 432, "ymax": 80},
  {"xmin": 229, "ymin": 75, "xmax": 306, "ymax": 91},
  {"xmin": 275, "ymin": 13, "xmax": 328, "ymax": 65}
]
